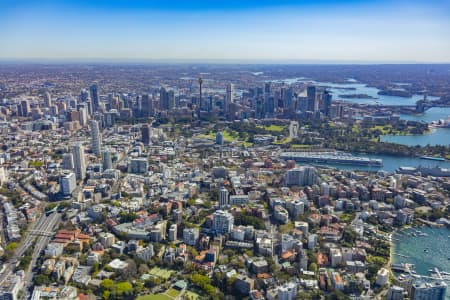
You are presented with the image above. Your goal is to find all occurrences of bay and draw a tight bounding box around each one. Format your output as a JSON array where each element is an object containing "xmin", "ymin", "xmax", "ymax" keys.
[
  {"xmin": 381, "ymin": 128, "xmax": 450, "ymax": 147},
  {"xmin": 392, "ymin": 227, "xmax": 450, "ymax": 299}
]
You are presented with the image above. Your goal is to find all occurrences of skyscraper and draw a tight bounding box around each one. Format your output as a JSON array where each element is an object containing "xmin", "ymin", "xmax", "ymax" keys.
[
  {"xmin": 102, "ymin": 148, "xmax": 113, "ymax": 170},
  {"xmin": 323, "ymin": 90, "xmax": 332, "ymax": 117},
  {"xmin": 141, "ymin": 124, "xmax": 151, "ymax": 145},
  {"xmin": 20, "ymin": 99, "xmax": 30, "ymax": 117},
  {"xmin": 198, "ymin": 77, "xmax": 203, "ymax": 112},
  {"xmin": 90, "ymin": 120, "xmax": 101, "ymax": 155},
  {"xmin": 89, "ymin": 84, "xmax": 99, "ymax": 112},
  {"xmin": 72, "ymin": 143, "xmax": 86, "ymax": 180},
  {"xmin": 225, "ymin": 83, "xmax": 234, "ymax": 113},
  {"xmin": 141, "ymin": 94, "xmax": 154, "ymax": 117},
  {"xmin": 219, "ymin": 187, "xmax": 229, "ymax": 208},
  {"xmin": 61, "ymin": 153, "xmax": 74, "ymax": 170},
  {"xmin": 264, "ymin": 82, "xmax": 271, "ymax": 95},
  {"xmin": 307, "ymin": 86, "xmax": 316, "ymax": 112},
  {"xmin": 160, "ymin": 87, "xmax": 175, "ymax": 110},
  {"xmin": 78, "ymin": 104, "xmax": 89, "ymax": 126},
  {"xmin": 44, "ymin": 92, "xmax": 52, "ymax": 107}
]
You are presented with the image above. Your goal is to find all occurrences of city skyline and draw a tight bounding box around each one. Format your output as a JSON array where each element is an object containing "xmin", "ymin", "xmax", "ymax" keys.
[{"xmin": 1, "ymin": 0, "xmax": 450, "ymax": 63}]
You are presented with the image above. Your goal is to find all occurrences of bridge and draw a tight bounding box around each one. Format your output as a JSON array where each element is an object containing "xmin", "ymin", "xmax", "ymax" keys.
[{"xmin": 27, "ymin": 229, "xmax": 55, "ymax": 237}]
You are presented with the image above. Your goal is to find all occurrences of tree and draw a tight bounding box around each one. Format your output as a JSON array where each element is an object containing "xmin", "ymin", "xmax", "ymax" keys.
[
  {"xmin": 117, "ymin": 260, "xmax": 137, "ymax": 280},
  {"xmin": 138, "ymin": 264, "xmax": 149, "ymax": 275},
  {"xmin": 102, "ymin": 290, "xmax": 110, "ymax": 300},
  {"xmin": 114, "ymin": 281, "xmax": 133, "ymax": 296},
  {"xmin": 34, "ymin": 274, "xmax": 51, "ymax": 286},
  {"xmin": 309, "ymin": 262, "xmax": 318, "ymax": 273},
  {"xmin": 100, "ymin": 279, "xmax": 114, "ymax": 291},
  {"xmin": 6, "ymin": 242, "xmax": 18, "ymax": 252}
]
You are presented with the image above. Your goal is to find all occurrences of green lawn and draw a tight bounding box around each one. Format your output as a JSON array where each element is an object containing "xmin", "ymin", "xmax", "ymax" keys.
[
  {"xmin": 135, "ymin": 294, "xmax": 172, "ymax": 300},
  {"xmin": 257, "ymin": 124, "xmax": 285, "ymax": 132},
  {"xmin": 291, "ymin": 144, "xmax": 311, "ymax": 149},
  {"xmin": 166, "ymin": 288, "xmax": 180, "ymax": 298},
  {"xmin": 272, "ymin": 137, "xmax": 292, "ymax": 145},
  {"xmin": 148, "ymin": 267, "xmax": 173, "ymax": 280},
  {"xmin": 222, "ymin": 130, "xmax": 239, "ymax": 141},
  {"xmin": 184, "ymin": 291, "xmax": 200, "ymax": 300}
]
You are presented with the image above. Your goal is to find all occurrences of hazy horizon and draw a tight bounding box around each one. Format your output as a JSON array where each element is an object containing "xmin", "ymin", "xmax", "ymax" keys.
[{"xmin": 1, "ymin": 0, "xmax": 449, "ymax": 63}]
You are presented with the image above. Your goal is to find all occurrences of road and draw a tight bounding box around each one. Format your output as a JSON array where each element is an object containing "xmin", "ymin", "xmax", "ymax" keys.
[
  {"xmin": 23, "ymin": 212, "xmax": 61, "ymax": 292},
  {"xmin": 0, "ymin": 211, "xmax": 61, "ymax": 296},
  {"xmin": 0, "ymin": 196, "xmax": 7, "ymax": 249}
]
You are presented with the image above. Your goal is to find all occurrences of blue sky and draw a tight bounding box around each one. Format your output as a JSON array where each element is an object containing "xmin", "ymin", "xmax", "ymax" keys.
[{"xmin": 0, "ymin": 0, "xmax": 449, "ymax": 62}]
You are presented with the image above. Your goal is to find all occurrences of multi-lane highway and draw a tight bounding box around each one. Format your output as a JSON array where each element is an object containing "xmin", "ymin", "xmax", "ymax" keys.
[
  {"xmin": 23, "ymin": 212, "xmax": 61, "ymax": 292},
  {"xmin": 0, "ymin": 211, "xmax": 61, "ymax": 296}
]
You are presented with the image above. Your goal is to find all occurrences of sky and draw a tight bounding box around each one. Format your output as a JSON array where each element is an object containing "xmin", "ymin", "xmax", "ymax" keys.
[{"xmin": 0, "ymin": 0, "xmax": 449, "ymax": 63}]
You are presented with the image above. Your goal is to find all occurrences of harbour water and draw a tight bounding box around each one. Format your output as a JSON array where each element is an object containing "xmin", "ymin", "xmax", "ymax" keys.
[
  {"xmin": 400, "ymin": 107, "xmax": 450, "ymax": 123},
  {"xmin": 381, "ymin": 128, "xmax": 450, "ymax": 147},
  {"xmin": 382, "ymin": 107, "xmax": 450, "ymax": 146},
  {"xmin": 393, "ymin": 227, "xmax": 450, "ymax": 299},
  {"xmin": 291, "ymin": 79, "xmax": 439, "ymax": 106}
]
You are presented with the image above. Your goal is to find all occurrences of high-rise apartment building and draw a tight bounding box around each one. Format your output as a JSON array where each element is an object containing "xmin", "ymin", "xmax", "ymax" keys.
[
  {"xmin": 72, "ymin": 143, "xmax": 86, "ymax": 180},
  {"xmin": 90, "ymin": 120, "xmax": 101, "ymax": 155},
  {"xmin": 213, "ymin": 210, "xmax": 234, "ymax": 235}
]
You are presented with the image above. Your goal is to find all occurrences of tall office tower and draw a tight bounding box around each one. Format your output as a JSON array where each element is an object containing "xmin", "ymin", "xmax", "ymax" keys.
[
  {"xmin": 219, "ymin": 187, "xmax": 229, "ymax": 208},
  {"xmin": 57, "ymin": 102, "xmax": 67, "ymax": 114},
  {"xmin": 159, "ymin": 87, "xmax": 168, "ymax": 110},
  {"xmin": 78, "ymin": 104, "xmax": 89, "ymax": 126},
  {"xmin": 89, "ymin": 84, "xmax": 99, "ymax": 112},
  {"xmin": 68, "ymin": 97, "xmax": 77, "ymax": 109},
  {"xmin": 20, "ymin": 99, "xmax": 30, "ymax": 117},
  {"xmin": 141, "ymin": 94, "xmax": 154, "ymax": 117},
  {"xmin": 256, "ymin": 97, "xmax": 265, "ymax": 119},
  {"xmin": 159, "ymin": 87, "xmax": 175, "ymax": 111},
  {"xmin": 198, "ymin": 77, "xmax": 203, "ymax": 111},
  {"xmin": 314, "ymin": 92, "xmax": 321, "ymax": 113},
  {"xmin": 167, "ymin": 90, "xmax": 175, "ymax": 110},
  {"xmin": 284, "ymin": 87, "xmax": 294, "ymax": 109},
  {"xmin": 62, "ymin": 153, "xmax": 74, "ymax": 170},
  {"xmin": 225, "ymin": 83, "xmax": 234, "ymax": 113},
  {"xmin": 49, "ymin": 105, "xmax": 58, "ymax": 116},
  {"xmin": 213, "ymin": 210, "xmax": 234, "ymax": 234},
  {"xmin": 44, "ymin": 92, "xmax": 52, "ymax": 107},
  {"xmin": 215, "ymin": 132, "xmax": 224, "ymax": 145},
  {"xmin": 80, "ymin": 89, "xmax": 89, "ymax": 102},
  {"xmin": 141, "ymin": 124, "xmax": 152, "ymax": 145},
  {"xmin": 323, "ymin": 90, "xmax": 332, "ymax": 117},
  {"xmin": 134, "ymin": 95, "xmax": 142, "ymax": 115},
  {"xmin": 102, "ymin": 148, "xmax": 113, "ymax": 170},
  {"xmin": 72, "ymin": 143, "xmax": 86, "ymax": 180},
  {"xmin": 109, "ymin": 95, "xmax": 119, "ymax": 110},
  {"xmin": 264, "ymin": 82, "xmax": 271, "ymax": 95},
  {"xmin": 265, "ymin": 96, "xmax": 275, "ymax": 117},
  {"xmin": 90, "ymin": 120, "xmax": 102, "ymax": 155},
  {"xmin": 307, "ymin": 86, "xmax": 316, "ymax": 112}
]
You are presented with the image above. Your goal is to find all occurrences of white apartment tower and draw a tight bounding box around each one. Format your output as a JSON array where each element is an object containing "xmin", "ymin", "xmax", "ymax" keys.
[{"xmin": 90, "ymin": 119, "xmax": 102, "ymax": 155}]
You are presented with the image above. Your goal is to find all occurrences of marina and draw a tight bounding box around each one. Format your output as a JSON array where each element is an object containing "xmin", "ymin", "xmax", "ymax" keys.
[{"xmin": 392, "ymin": 227, "xmax": 450, "ymax": 298}]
